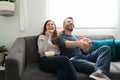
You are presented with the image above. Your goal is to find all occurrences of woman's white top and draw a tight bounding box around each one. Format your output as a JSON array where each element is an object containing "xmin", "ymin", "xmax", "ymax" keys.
[{"xmin": 38, "ymin": 34, "xmax": 60, "ymax": 57}]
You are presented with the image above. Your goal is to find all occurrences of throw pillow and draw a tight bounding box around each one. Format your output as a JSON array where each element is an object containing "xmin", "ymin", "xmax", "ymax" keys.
[
  {"xmin": 91, "ymin": 39, "xmax": 117, "ymax": 61},
  {"xmin": 114, "ymin": 40, "xmax": 120, "ymax": 60}
]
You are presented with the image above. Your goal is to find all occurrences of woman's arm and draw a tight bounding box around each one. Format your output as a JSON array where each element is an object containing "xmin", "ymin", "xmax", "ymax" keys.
[{"xmin": 38, "ymin": 35, "xmax": 48, "ymax": 56}]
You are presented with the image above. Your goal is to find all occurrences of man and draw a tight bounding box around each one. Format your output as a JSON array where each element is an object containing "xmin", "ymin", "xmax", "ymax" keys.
[{"xmin": 57, "ymin": 17, "xmax": 111, "ymax": 80}]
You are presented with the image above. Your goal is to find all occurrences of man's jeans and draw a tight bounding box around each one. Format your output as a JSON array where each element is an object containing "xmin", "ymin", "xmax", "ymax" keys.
[{"xmin": 70, "ymin": 45, "xmax": 111, "ymax": 77}]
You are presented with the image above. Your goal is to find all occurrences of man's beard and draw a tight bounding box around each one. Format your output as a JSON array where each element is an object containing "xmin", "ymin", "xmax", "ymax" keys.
[
  {"xmin": 67, "ymin": 27, "xmax": 73, "ymax": 31},
  {"xmin": 65, "ymin": 24, "xmax": 74, "ymax": 31}
]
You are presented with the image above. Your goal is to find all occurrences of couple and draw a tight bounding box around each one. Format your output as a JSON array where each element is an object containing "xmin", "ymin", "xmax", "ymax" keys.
[{"xmin": 37, "ymin": 17, "xmax": 111, "ymax": 80}]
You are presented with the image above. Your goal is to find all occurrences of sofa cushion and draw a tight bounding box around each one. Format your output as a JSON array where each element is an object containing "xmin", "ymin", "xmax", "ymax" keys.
[
  {"xmin": 110, "ymin": 62, "xmax": 120, "ymax": 80},
  {"xmin": 91, "ymin": 39, "xmax": 117, "ymax": 61},
  {"xmin": 84, "ymin": 35, "xmax": 114, "ymax": 40},
  {"xmin": 114, "ymin": 40, "xmax": 120, "ymax": 60},
  {"xmin": 21, "ymin": 63, "xmax": 93, "ymax": 80},
  {"xmin": 21, "ymin": 63, "xmax": 57, "ymax": 80},
  {"xmin": 21, "ymin": 62, "xmax": 120, "ymax": 80},
  {"xmin": 24, "ymin": 35, "xmax": 39, "ymax": 64}
]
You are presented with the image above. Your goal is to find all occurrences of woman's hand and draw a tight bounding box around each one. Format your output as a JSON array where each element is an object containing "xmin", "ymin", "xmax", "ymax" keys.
[{"xmin": 45, "ymin": 30, "xmax": 53, "ymax": 37}]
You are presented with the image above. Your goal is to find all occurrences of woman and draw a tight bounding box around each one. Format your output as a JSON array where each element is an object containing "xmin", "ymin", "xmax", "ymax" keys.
[{"xmin": 37, "ymin": 20, "xmax": 79, "ymax": 80}]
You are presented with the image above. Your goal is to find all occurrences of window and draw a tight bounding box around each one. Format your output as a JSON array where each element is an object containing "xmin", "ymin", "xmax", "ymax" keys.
[{"xmin": 46, "ymin": 0, "xmax": 118, "ymax": 29}]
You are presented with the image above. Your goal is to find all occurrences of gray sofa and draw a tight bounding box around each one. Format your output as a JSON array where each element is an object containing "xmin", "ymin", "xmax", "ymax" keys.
[{"xmin": 5, "ymin": 35, "xmax": 120, "ymax": 80}]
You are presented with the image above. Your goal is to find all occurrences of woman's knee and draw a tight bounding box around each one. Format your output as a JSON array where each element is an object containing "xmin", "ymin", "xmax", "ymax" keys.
[{"xmin": 60, "ymin": 56, "xmax": 69, "ymax": 61}]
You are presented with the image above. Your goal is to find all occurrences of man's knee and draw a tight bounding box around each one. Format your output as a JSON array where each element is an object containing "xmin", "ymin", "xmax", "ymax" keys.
[
  {"xmin": 100, "ymin": 45, "xmax": 111, "ymax": 51},
  {"xmin": 100, "ymin": 45, "xmax": 111, "ymax": 56}
]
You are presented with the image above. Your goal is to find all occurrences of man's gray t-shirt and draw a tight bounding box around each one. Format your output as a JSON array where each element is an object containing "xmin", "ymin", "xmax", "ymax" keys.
[{"xmin": 57, "ymin": 33, "xmax": 83, "ymax": 58}]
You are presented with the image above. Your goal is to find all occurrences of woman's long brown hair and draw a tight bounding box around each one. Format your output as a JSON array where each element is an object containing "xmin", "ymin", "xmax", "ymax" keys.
[{"xmin": 40, "ymin": 20, "xmax": 58, "ymax": 44}]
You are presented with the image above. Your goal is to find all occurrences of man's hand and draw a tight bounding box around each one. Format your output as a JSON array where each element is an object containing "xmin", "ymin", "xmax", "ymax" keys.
[
  {"xmin": 65, "ymin": 36, "xmax": 93, "ymax": 53},
  {"xmin": 79, "ymin": 38, "xmax": 92, "ymax": 53},
  {"xmin": 58, "ymin": 30, "xmax": 64, "ymax": 36},
  {"xmin": 78, "ymin": 36, "xmax": 91, "ymax": 42}
]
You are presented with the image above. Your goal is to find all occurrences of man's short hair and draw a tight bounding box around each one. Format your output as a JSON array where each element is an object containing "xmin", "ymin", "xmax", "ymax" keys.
[{"xmin": 63, "ymin": 17, "xmax": 74, "ymax": 24}]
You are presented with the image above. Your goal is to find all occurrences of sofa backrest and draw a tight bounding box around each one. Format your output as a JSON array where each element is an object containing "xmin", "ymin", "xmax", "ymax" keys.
[
  {"xmin": 23, "ymin": 35, "xmax": 115, "ymax": 64},
  {"xmin": 84, "ymin": 35, "xmax": 114, "ymax": 40},
  {"xmin": 24, "ymin": 35, "xmax": 39, "ymax": 64}
]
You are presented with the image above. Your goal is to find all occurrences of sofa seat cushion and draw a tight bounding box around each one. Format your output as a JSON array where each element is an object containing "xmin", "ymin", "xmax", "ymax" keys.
[
  {"xmin": 21, "ymin": 63, "xmax": 92, "ymax": 80},
  {"xmin": 21, "ymin": 62, "xmax": 120, "ymax": 80},
  {"xmin": 77, "ymin": 62, "xmax": 120, "ymax": 80},
  {"xmin": 110, "ymin": 62, "xmax": 120, "ymax": 80},
  {"xmin": 21, "ymin": 63, "xmax": 57, "ymax": 80},
  {"xmin": 77, "ymin": 72, "xmax": 91, "ymax": 80}
]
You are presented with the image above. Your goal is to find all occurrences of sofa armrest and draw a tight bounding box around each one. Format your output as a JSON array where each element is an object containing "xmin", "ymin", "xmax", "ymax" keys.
[{"xmin": 5, "ymin": 38, "xmax": 26, "ymax": 80}]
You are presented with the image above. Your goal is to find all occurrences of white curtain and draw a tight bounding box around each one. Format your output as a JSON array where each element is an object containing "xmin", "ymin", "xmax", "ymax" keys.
[{"xmin": 20, "ymin": 0, "xmax": 28, "ymax": 31}]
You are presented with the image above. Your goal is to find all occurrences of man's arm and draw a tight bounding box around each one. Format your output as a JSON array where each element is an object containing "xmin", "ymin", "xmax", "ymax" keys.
[
  {"xmin": 65, "ymin": 39, "xmax": 92, "ymax": 53},
  {"xmin": 65, "ymin": 39, "xmax": 91, "ymax": 48},
  {"xmin": 57, "ymin": 35, "xmax": 92, "ymax": 53},
  {"xmin": 65, "ymin": 40, "xmax": 82, "ymax": 48}
]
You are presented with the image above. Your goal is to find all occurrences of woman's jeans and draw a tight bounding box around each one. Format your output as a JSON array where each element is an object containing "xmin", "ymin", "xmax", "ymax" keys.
[
  {"xmin": 39, "ymin": 55, "xmax": 79, "ymax": 80},
  {"xmin": 70, "ymin": 46, "xmax": 111, "ymax": 77}
]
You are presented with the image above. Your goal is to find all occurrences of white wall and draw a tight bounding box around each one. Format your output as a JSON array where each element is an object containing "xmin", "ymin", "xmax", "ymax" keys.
[
  {"xmin": 0, "ymin": 0, "xmax": 120, "ymax": 50},
  {"xmin": 0, "ymin": 0, "xmax": 47, "ymax": 49}
]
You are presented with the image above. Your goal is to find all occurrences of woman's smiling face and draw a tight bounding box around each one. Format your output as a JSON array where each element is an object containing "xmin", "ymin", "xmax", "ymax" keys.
[{"xmin": 46, "ymin": 21, "xmax": 56, "ymax": 33}]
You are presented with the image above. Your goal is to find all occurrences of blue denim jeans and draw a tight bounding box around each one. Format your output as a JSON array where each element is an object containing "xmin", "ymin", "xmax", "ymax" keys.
[
  {"xmin": 70, "ymin": 45, "xmax": 111, "ymax": 77},
  {"xmin": 39, "ymin": 55, "xmax": 79, "ymax": 80}
]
